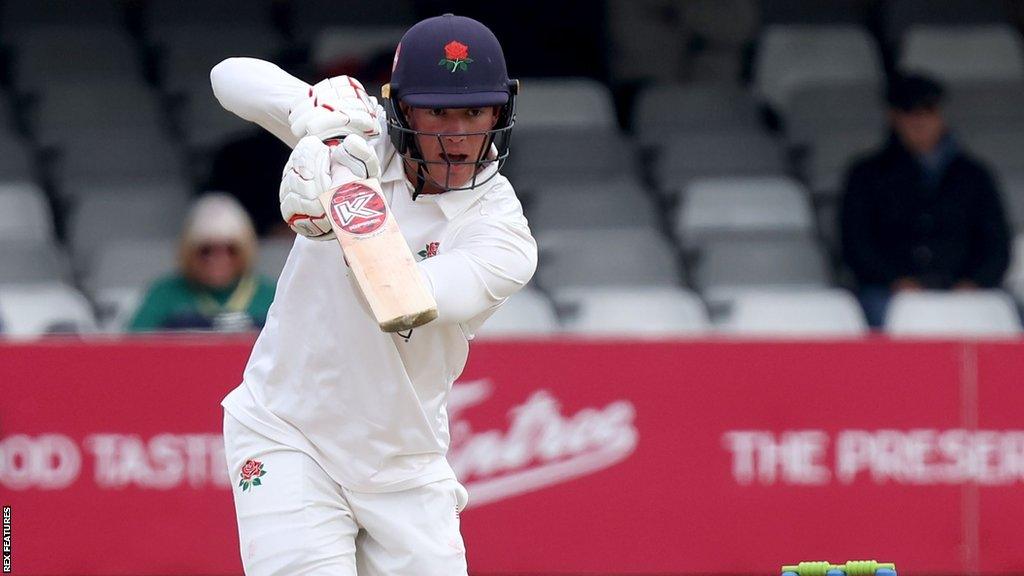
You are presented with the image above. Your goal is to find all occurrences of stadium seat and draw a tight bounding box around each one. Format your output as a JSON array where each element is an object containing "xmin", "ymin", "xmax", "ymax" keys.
[
  {"xmin": 474, "ymin": 288, "xmax": 560, "ymax": 338},
  {"xmin": 655, "ymin": 131, "xmax": 786, "ymax": 197},
  {"xmin": 0, "ymin": 182, "xmax": 53, "ymax": 243},
  {"xmin": 899, "ymin": 25, "xmax": 1024, "ymax": 84},
  {"xmin": 513, "ymin": 78, "xmax": 618, "ymax": 132},
  {"xmin": 143, "ymin": 0, "xmax": 276, "ymax": 29},
  {"xmin": 502, "ymin": 128, "xmax": 638, "ymax": 189},
  {"xmin": 256, "ymin": 237, "xmax": 295, "ymax": 282},
  {"xmin": 945, "ymin": 81, "xmax": 1024, "ymax": 133},
  {"xmin": 882, "ymin": 0, "xmax": 1010, "ymax": 44},
  {"xmin": 0, "ymin": 0, "xmax": 122, "ymax": 28},
  {"xmin": 524, "ymin": 180, "xmax": 657, "ymax": 233},
  {"xmin": 885, "ymin": 290, "xmax": 1022, "ymax": 337},
  {"xmin": 180, "ymin": 93, "xmax": 256, "ymax": 149},
  {"xmin": 85, "ymin": 239, "xmax": 179, "ymax": 331},
  {"xmin": 68, "ymin": 191, "xmax": 189, "ymax": 269},
  {"xmin": 803, "ymin": 128, "xmax": 883, "ymax": 197},
  {"xmin": 0, "ymin": 133, "xmax": 34, "ymax": 182},
  {"xmin": 288, "ymin": 0, "xmax": 416, "ymax": 36},
  {"xmin": 154, "ymin": 26, "xmax": 284, "ymax": 95},
  {"xmin": 32, "ymin": 79, "xmax": 165, "ymax": 145},
  {"xmin": 716, "ymin": 288, "xmax": 868, "ymax": 336},
  {"xmin": 633, "ymin": 82, "xmax": 761, "ymax": 145},
  {"xmin": 0, "ymin": 283, "xmax": 97, "ymax": 338},
  {"xmin": 784, "ymin": 82, "xmax": 886, "ymax": 147},
  {"xmin": 535, "ymin": 228, "xmax": 682, "ymax": 290},
  {"xmin": 556, "ymin": 286, "xmax": 710, "ymax": 337},
  {"xmin": 754, "ymin": 25, "xmax": 883, "ymax": 112},
  {"xmin": 760, "ymin": 0, "xmax": 868, "ymax": 24},
  {"xmin": 311, "ymin": 26, "xmax": 405, "ymax": 76},
  {"xmin": 0, "ymin": 242, "xmax": 72, "ymax": 285},
  {"xmin": 9, "ymin": 26, "xmax": 141, "ymax": 90},
  {"xmin": 960, "ymin": 131, "xmax": 1024, "ymax": 176},
  {"xmin": 693, "ymin": 234, "xmax": 830, "ymax": 295},
  {"xmin": 674, "ymin": 176, "xmax": 814, "ymax": 249},
  {"xmin": 54, "ymin": 130, "xmax": 187, "ymax": 193},
  {"xmin": 1004, "ymin": 233, "xmax": 1024, "ymax": 304}
]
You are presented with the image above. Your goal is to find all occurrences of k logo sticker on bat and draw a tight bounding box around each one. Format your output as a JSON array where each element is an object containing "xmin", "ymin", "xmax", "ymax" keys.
[{"xmin": 328, "ymin": 183, "xmax": 387, "ymax": 235}]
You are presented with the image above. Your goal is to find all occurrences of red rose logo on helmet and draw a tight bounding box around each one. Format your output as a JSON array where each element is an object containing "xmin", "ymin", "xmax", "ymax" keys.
[
  {"xmin": 238, "ymin": 459, "xmax": 267, "ymax": 492},
  {"xmin": 439, "ymin": 41, "xmax": 473, "ymax": 72}
]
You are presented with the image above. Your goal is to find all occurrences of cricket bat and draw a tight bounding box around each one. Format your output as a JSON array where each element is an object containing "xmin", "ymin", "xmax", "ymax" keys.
[{"xmin": 317, "ymin": 167, "xmax": 438, "ymax": 333}]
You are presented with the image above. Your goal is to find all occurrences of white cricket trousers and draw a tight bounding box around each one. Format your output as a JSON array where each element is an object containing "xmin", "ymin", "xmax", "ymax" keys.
[{"xmin": 223, "ymin": 413, "xmax": 469, "ymax": 576}]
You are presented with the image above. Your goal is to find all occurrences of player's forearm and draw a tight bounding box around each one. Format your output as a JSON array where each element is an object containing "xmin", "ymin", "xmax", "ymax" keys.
[
  {"xmin": 210, "ymin": 57, "xmax": 309, "ymax": 148},
  {"xmin": 418, "ymin": 236, "xmax": 537, "ymax": 325}
]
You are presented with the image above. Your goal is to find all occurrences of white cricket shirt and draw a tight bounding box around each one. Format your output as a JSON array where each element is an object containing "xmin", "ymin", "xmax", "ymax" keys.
[{"xmin": 211, "ymin": 58, "xmax": 537, "ymax": 492}]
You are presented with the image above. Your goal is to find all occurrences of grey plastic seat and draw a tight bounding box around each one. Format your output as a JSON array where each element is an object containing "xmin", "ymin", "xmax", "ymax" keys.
[
  {"xmin": 946, "ymin": 81, "xmax": 1024, "ymax": 133},
  {"xmin": 754, "ymin": 25, "xmax": 883, "ymax": 112},
  {"xmin": 883, "ymin": 0, "xmax": 1009, "ymax": 44},
  {"xmin": 513, "ymin": 78, "xmax": 618, "ymax": 132},
  {"xmin": 886, "ymin": 290, "xmax": 1022, "ymax": 337},
  {"xmin": 55, "ymin": 130, "xmax": 186, "ymax": 192},
  {"xmin": 0, "ymin": 242, "xmax": 72, "ymax": 285},
  {"xmin": 474, "ymin": 288, "xmax": 560, "ymax": 338},
  {"xmin": 784, "ymin": 83, "xmax": 886, "ymax": 146},
  {"xmin": 85, "ymin": 238, "xmax": 179, "ymax": 331},
  {"xmin": 633, "ymin": 82, "xmax": 761, "ymax": 145},
  {"xmin": 803, "ymin": 128, "xmax": 883, "ymax": 197},
  {"xmin": 0, "ymin": 282, "xmax": 97, "ymax": 338},
  {"xmin": 181, "ymin": 93, "xmax": 256, "ymax": 149},
  {"xmin": 10, "ymin": 26, "xmax": 140, "ymax": 90},
  {"xmin": 69, "ymin": 192, "xmax": 189, "ymax": 268},
  {"xmin": 760, "ymin": 0, "xmax": 867, "ymax": 24},
  {"xmin": 1, "ymin": 0, "xmax": 122, "ymax": 26},
  {"xmin": 524, "ymin": 180, "xmax": 656, "ymax": 233},
  {"xmin": 693, "ymin": 234, "xmax": 830, "ymax": 294},
  {"xmin": 289, "ymin": 0, "xmax": 416, "ymax": 35},
  {"xmin": 33, "ymin": 79, "xmax": 164, "ymax": 145},
  {"xmin": 717, "ymin": 288, "xmax": 867, "ymax": 336},
  {"xmin": 556, "ymin": 286, "xmax": 710, "ymax": 337},
  {"xmin": 674, "ymin": 176, "xmax": 814, "ymax": 249},
  {"xmin": 960, "ymin": 131, "xmax": 1024, "ymax": 175},
  {"xmin": 0, "ymin": 133, "xmax": 34, "ymax": 181},
  {"xmin": 155, "ymin": 26, "xmax": 284, "ymax": 95},
  {"xmin": 655, "ymin": 130, "xmax": 786, "ymax": 196},
  {"xmin": 899, "ymin": 25, "xmax": 1024, "ymax": 84},
  {"xmin": 505, "ymin": 128, "xmax": 638, "ymax": 189},
  {"xmin": 0, "ymin": 182, "xmax": 53, "ymax": 243},
  {"xmin": 536, "ymin": 228, "xmax": 682, "ymax": 290},
  {"xmin": 1004, "ymin": 233, "xmax": 1024, "ymax": 304},
  {"xmin": 256, "ymin": 237, "xmax": 295, "ymax": 282},
  {"xmin": 312, "ymin": 26, "xmax": 406, "ymax": 75},
  {"xmin": 144, "ymin": 0, "xmax": 276, "ymax": 28}
]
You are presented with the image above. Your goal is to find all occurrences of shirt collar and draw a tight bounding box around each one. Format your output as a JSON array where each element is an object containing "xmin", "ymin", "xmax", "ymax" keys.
[{"xmin": 384, "ymin": 146, "xmax": 501, "ymax": 221}]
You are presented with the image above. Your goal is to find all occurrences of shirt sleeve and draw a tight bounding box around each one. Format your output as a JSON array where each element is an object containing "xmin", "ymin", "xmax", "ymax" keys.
[
  {"xmin": 416, "ymin": 215, "xmax": 538, "ymax": 326},
  {"xmin": 210, "ymin": 57, "xmax": 310, "ymax": 148}
]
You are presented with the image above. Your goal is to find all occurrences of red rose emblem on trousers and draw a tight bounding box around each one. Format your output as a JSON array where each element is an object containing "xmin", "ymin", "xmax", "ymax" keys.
[
  {"xmin": 445, "ymin": 41, "xmax": 469, "ymax": 61},
  {"xmin": 241, "ymin": 459, "xmax": 262, "ymax": 480}
]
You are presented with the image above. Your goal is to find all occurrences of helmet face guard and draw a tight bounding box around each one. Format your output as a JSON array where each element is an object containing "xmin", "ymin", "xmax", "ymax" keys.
[{"xmin": 383, "ymin": 82, "xmax": 517, "ymax": 193}]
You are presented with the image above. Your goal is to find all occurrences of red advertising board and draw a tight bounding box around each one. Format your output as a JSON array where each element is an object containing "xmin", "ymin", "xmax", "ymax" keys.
[{"xmin": 1, "ymin": 337, "xmax": 1023, "ymax": 575}]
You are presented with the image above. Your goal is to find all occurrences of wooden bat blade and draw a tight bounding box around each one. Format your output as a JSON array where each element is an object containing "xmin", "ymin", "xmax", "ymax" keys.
[{"xmin": 317, "ymin": 179, "xmax": 438, "ymax": 333}]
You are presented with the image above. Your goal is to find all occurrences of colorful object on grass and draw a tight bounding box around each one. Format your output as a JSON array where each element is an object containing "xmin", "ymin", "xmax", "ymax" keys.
[{"xmin": 781, "ymin": 560, "xmax": 897, "ymax": 576}]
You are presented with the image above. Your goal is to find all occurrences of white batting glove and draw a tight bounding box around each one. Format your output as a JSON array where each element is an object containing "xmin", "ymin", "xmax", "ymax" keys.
[
  {"xmin": 279, "ymin": 135, "xmax": 382, "ymax": 240},
  {"xmin": 289, "ymin": 76, "xmax": 380, "ymax": 142}
]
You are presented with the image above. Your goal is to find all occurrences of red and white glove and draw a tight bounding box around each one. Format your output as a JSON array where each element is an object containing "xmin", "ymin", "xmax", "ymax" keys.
[
  {"xmin": 279, "ymin": 135, "xmax": 381, "ymax": 240},
  {"xmin": 289, "ymin": 76, "xmax": 380, "ymax": 142}
]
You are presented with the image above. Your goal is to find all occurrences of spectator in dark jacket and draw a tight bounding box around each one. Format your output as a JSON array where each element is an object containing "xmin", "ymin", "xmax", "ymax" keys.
[{"xmin": 840, "ymin": 73, "xmax": 1011, "ymax": 327}]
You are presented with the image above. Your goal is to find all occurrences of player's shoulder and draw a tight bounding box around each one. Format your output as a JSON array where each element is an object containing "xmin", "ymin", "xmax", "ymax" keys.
[{"xmin": 475, "ymin": 173, "xmax": 527, "ymax": 220}]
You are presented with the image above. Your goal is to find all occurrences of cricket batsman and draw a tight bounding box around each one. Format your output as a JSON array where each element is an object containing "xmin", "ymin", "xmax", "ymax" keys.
[{"xmin": 212, "ymin": 14, "xmax": 537, "ymax": 575}]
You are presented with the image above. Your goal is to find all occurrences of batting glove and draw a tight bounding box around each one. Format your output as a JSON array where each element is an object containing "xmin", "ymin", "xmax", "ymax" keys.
[
  {"xmin": 289, "ymin": 76, "xmax": 380, "ymax": 142},
  {"xmin": 279, "ymin": 135, "xmax": 382, "ymax": 240}
]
